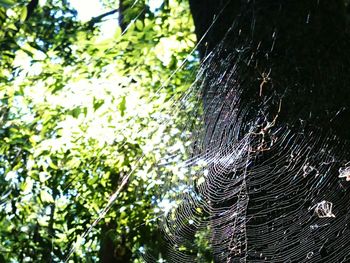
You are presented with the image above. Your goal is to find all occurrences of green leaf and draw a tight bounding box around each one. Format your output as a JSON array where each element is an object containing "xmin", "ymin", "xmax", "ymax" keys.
[
  {"xmin": 20, "ymin": 6, "xmax": 27, "ymax": 22},
  {"xmin": 7, "ymin": 23, "xmax": 17, "ymax": 31},
  {"xmin": 0, "ymin": 0, "xmax": 15, "ymax": 9},
  {"xmin": 22, "ymin": 177, "xmax": 34, "ymax": 195},
  {"xmin": 135, "ymin": 20, "xmax": 143, "ymax": 31},
  {"xmin": 48, "ymin": 160, "xmax": 58, "ymax": 170},
  {"xmin": 72, "ymin": 107, "xmax": 81, "ymax": 118},
  {"xmin": 39, "ymin": 172, "xmax": 50, "ymax": 183},
  {"xmin": 40, "ymin": 190, "xmax": 54, "ymax": 203},
  {"xmin": 119, "ymin": 96, "xmax": 126, "ymax": 117},
  {"xmin": 93, "ymin": 97, "xmax": 104, "ymax": 111},
  {"xmin": 114, "ymin": 26, "xmax": 122, "ymax": 38}
]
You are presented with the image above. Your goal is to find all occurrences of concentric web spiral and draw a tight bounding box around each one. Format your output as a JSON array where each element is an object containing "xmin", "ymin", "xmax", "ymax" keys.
[{"xmin": 144, "ymin": 1, "xmax": 350, "ymax": 262}]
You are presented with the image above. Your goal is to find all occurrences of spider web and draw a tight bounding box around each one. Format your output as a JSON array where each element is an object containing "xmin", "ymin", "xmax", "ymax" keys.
[
  {"xmin": 145, "ymin": 1, "xmax": 350, "ymax": 262},
  {"xmin": 58, "ymin": 1, "xmax": 350, "ymax": 261}
]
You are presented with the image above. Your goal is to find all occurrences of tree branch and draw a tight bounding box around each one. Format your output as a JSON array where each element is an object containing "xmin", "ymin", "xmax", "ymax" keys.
[{"xmin": 88, "ymin": 9, "xmax": 118, "ymax": 27}]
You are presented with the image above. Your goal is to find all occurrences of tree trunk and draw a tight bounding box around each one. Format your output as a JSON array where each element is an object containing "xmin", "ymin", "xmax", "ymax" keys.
[
  {"xmin": 99, "ymin": 223, "xmax": 132, "ymax": 263},
  {"xmin": 188, "ymin": 0, "xmax": 350, "ymax": 261}
]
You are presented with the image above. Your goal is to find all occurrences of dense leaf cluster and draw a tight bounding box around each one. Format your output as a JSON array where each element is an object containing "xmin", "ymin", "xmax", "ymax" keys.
[{"xmin": 0, "ymin": 0, "xmax": 197, "ymax": 262}]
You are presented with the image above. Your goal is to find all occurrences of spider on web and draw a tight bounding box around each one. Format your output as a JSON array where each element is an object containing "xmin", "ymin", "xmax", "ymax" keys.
[
  {"xmin": 249, "ymin": 99, "xmax": 282, "ymax": 152},
  {"xmin": 257, "ymin": 68, "xmax": 272, "ymax": 97}
]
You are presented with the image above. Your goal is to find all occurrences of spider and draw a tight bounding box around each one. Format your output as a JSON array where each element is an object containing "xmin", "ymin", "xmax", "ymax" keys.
[
  {"xmin": 249, "ymin": 99, "xmax": 282, "ymax": 152},
  {"xmin": 257, "ymin": 68, "xmax": 272, "ymax": 96}
]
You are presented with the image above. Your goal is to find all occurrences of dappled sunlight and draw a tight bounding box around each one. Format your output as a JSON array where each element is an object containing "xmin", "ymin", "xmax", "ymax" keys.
[{"xmin": 0, "ymin": 0, "xmax": 198, "ymax": 261}]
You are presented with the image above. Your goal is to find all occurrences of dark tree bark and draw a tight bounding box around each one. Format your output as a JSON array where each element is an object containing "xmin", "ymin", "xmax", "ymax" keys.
[
  {"xmin": 188, "ymin": 0, "xmax": 350, "ymax": 262},
  {"xmin": 99, "ymin": 223, "xmax": 132, "ymax": 263},
  {"xmin": 190, "ymin": 0, "xmax": 350, "ymax": 140}
]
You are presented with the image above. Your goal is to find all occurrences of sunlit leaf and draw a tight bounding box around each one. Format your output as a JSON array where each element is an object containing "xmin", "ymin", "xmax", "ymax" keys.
[
  {"xmin": 135, "ymin": 20, "xmax": 143, "ymax": 31},
  {"xmin": 22, "ymin": 177, "xmax": 34, "ymax": 195},
  {"xmin": 40, "ymin": 190, "xmax": 54, "ymax": 203},
  {"xmin": 20, "ymin": 6, "xmax": 27, "ymax": 22},
  {"xmin": 0, "ymin": 0, "xmax": 197, "ymax": 261},
  {"xmin": 119, "ymin": 96, "xmax": 126, "ymax": 117}
]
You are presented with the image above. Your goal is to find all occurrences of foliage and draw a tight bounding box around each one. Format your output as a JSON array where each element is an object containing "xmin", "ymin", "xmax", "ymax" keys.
[{"xmin": 0, "ymin": 0, "xmax": 197, "ymax": 262}]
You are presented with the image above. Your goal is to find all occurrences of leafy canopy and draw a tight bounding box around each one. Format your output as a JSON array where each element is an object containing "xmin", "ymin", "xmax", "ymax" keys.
[{"xmin": 0, "ymin": 0, "xmax": 198, "ymax": 262}]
